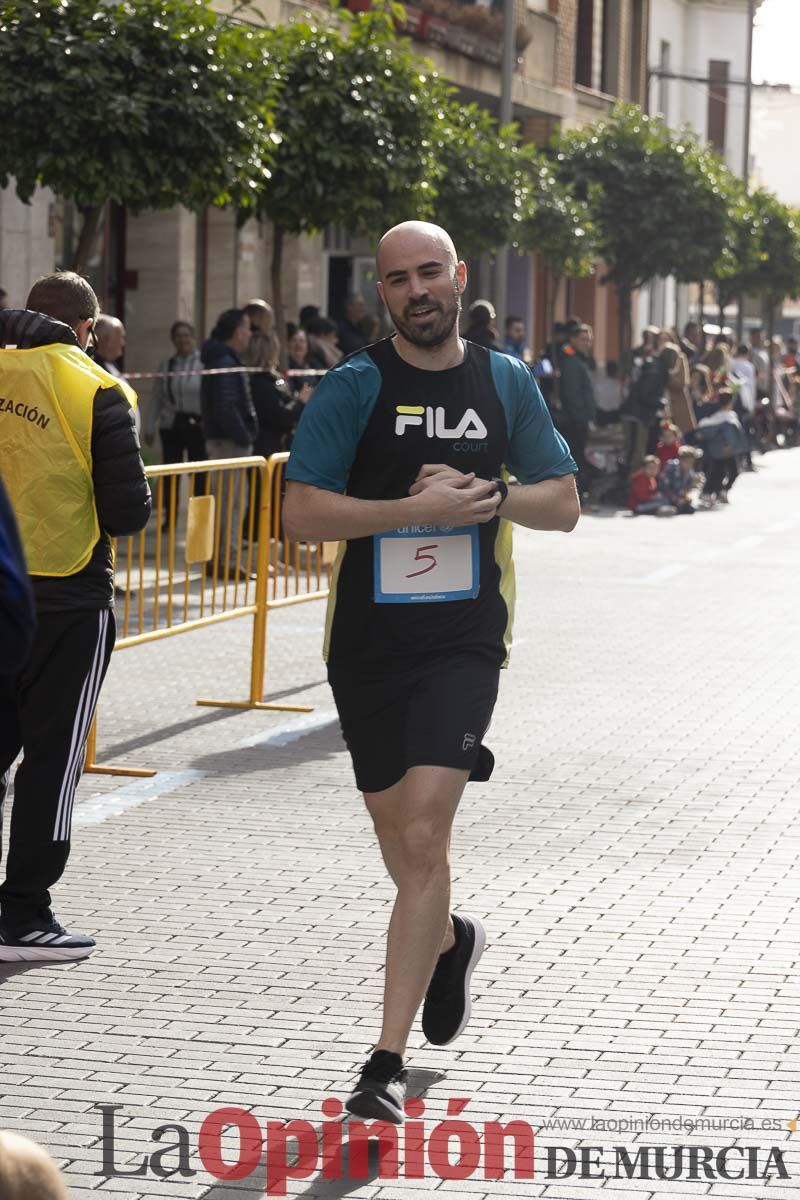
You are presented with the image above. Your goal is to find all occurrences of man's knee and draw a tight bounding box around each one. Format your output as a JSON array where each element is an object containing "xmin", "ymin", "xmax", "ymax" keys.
[{"xmin": 382, "ymin": 816, "xmax": 450, "ymax": 880}]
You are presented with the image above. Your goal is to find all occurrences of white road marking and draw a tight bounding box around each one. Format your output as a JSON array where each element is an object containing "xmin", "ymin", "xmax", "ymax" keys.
[
  {"xmin": 728, "ymin": 535, "xmax": 765, "ymax": 553},
  {"xmin": 639, "ymin": 563, "xmax": 688, "ymax": 585},
  {"xmin": 73, "ymin": 713, "xmax": 342, "ymax": 825},
  {"xmin": 73, "ymin": 770, "xmax": 206, "ymax": 827}
]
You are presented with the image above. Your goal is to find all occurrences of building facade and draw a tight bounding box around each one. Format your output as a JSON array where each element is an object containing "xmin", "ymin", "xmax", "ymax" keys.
[
  {"xmin": 639, "ymin": 0, "xmax": 761, "ymax": 332},
  {"xmin": 0, "ymin": 0, "xmax": 650, "ymax": 378}
]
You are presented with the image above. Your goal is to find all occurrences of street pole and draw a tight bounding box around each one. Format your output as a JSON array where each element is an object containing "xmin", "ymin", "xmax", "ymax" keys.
[
  {"xmin": 494, "ymin": 0, "xmax": 515, "ymax": 336},
  {"xmin": 737, "ymin": 0, "xmax": 756, "ymax": 342}
]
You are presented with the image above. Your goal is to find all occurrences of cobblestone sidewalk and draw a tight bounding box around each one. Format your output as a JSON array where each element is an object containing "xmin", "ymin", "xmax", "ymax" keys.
[{"xmin": 1, "ymin": 450, "xmax": 798, "ymax": 1198}]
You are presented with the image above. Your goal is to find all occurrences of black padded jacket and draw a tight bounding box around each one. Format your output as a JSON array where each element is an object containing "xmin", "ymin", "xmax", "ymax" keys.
[{"xmin": 0, "ymin": 309, "xmax": 151, "ymax": 612}]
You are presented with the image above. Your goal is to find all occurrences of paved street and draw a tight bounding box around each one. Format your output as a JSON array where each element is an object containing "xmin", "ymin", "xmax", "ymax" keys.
[{"xmin": 1, "ymin": 450, "xmax": 798, "ymax": 1199}]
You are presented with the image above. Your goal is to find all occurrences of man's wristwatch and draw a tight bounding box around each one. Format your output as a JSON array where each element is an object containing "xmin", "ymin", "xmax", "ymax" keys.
[{"xmin": 492, "ymin": 477, "xmax": 509, "ymax": 509}]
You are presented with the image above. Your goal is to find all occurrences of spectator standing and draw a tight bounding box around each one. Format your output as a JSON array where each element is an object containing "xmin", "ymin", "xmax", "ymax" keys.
[
  {"xmin": 201, "ymin": 309, "xmax": 258, "ymax": 575},
  {"xmin": 250, "ymin": 334, "xmax": 310, "ymax": 459},
  {"xmin": 558, "ymin": 323, "xmax": 597, "ymax": 497},
  {"xmin": 503, "ymin": 315, "xmax": 528, "ymax": 361},
  {"xmin": 305, "ymin": 315, "xmax": 342, "ymax": 370},
  {"xmin": 93, "ymin": 313, "xmax": 138, "ymax": 437},
  {"xmin": 631, "ymin": 325, "xmax": 660, "ymax": 364},
  {"xmin": 201, "ymin": 309, "xmax": 257, "ymax": 455},
  {"xmin": 682, "ymin": 320, "xmax": 706, "ymax": 362},
  {"xmin": 624, "ymin": 337, "xmax": 668, "ymax": 468},
  {"xmin": 703, "ymin": 333, "xmax": 731, "ymax": 386},
  {"xmin": 147, "ymin": 320, "xmax": 205, "ymax": 525},
  {"xmin": 697, "ymin": 390, "xmax": 747, "ymax": 505},
  {"xmin": 690, "ymin": 364, "xmax": 714, "ymax": 416},
  {"xmin": 658, "ymin": 446, "xmax": 701, "ymax": 513},
  {"xmin": 337, "ymin": 294, "xmax": 368, "ymax": 356},
  {"xmin": 0, "ymin": 272, "xmax": 150, "ymax": 960},
  {"xmin": 750, "ymin": 328, "xmax": 771, "ymax": 400},
  {"xmin": 463, "ymin": 299, "xmax": 500, "ymax": 350},
  {"xmin": 731, "ymin": 343, "xmax": 756, "ymax": 415},
  {"xmin": 299, "ymin": 304, "xmax": 320, "ymax": 330},
  {"xmin": 287, "ymin": 327, "xmax": 326, "ymax": 394},
  {"xmin": 594, "ymin": 360, "xmax": 622, "ymax": 413},
  {"xmin": 93, "ymin": 313, "xmax": 125, "ymax": 376},
  {"xmin": 731, "ymin": 343, "xmax": 756, "ymax": 469},
  {"xmin": 244, "ymin": 299, "xmax": 280, "ymax": 371},
  {"xmin": 661, "ymin": 339, "xmax": 695, "ymax": 433}
]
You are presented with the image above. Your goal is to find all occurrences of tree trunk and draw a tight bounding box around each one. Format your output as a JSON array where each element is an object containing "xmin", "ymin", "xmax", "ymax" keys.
[
  {"xmin": 544, "ymin": 266, "xmax": 556, "ymax": 352},
  {"xmin": 71, "ymin": 204, "xmax": 104, "ymax": 274},
  {"xmin": 270, "ymin": 222, "xmax": 287, "ymax": 370},
  {"xmin": 766, "ymin": 298, "xmax": 775, "ymax": 402},
  {"xmin": 718, "ymin": 289, "xmax": 725, "ymax": 333},
  {"xmin": 618, "ymin": 283, "xmax": 632, "ymax": 375},
  {"xmin": 735, "ymin": 290, "xmax": 745, "ymax": 344},
  {"xmin": 697, "ymin": 280, "xmax": 705, "ymax": 336}
]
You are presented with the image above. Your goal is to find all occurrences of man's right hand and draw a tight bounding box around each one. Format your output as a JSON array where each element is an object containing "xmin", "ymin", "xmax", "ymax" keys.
[{"xmin": 411, "ymin": 473, "xmax": 500, "ymax": 526}]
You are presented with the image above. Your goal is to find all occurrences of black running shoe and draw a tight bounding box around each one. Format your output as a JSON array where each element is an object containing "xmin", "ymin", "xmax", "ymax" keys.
[
  {"xmin": 422, "ymin": 913, "xmax": 486, "ymax": 1046},
  {"xmin": 0, "ymin": 910, "xmax": 96, "ymax": 963},
  {"xmin": 345, "ymin": 1050, "xmax": 407, "ymax": 1124}
]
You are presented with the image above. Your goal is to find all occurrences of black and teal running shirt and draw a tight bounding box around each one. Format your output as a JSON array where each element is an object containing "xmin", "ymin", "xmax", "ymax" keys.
[{"xmin": 286, "ymin": 338, "xmax": 576, "ymax": 668}]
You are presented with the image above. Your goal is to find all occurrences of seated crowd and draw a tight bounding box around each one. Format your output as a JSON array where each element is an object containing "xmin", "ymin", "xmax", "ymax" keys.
[{"xmin": 530, "ymin": 315, "xmax": 798, "ymax": 515}]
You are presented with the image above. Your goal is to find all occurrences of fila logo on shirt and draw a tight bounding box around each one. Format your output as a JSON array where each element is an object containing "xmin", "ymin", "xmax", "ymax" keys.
[{"xmin": 395, "ymin": 405, "xmax": 488, "ymax": 442}]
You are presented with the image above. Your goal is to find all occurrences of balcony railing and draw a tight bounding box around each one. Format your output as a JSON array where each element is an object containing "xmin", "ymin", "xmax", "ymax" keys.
[{"xmin": 346, "ymin": 0, "xmax": 531, "ymax": 69}]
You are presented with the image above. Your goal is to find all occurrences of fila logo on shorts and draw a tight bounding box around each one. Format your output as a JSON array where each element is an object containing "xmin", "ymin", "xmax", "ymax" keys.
[{"xmin": 395, "ymin": 405, "xmax": 489, "ymax": 440}]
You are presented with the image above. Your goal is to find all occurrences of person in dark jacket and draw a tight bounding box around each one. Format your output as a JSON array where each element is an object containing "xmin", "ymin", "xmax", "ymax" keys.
[
  {"xmin": 0, "ymin": 272, "xmax": 150, "ymax": 961},
  {"xmin": 249, "ymin": 335, "xmax": 310, "ymax": 459},
  {"xmin": 201, "ymin": 309, "xmax": 258, "ymax": 453},
  {"xmin": 463, "ymin": 299, "xmax": 500, "ymax": 350},
  {"xmin": 558, "ymin": 323, "xmax": 597, "ymax": 497},
  {"xmin": 0, "ymin": 473, "xmax": 35, "ymax": 675},
  {"xmin": 201, "ymin": 309, "xmax": 258, "ymax": 574},
  {"xmin": 336, "ymin": 294, "xmax": 368, "ymax": 356}
]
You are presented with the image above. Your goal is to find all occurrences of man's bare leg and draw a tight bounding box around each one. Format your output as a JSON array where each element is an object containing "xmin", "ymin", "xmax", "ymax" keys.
[{"xmin": 363, "ymin": 764, "xmax": 469, "ymax": 1057}]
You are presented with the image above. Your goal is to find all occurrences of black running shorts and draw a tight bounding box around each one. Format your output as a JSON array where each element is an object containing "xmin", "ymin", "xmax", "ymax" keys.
[{"xmin": 328, "ymin": 652, "xmax": 500, "ymax": 795}]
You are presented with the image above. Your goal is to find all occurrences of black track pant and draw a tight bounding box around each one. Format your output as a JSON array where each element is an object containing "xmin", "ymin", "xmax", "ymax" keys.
[
  {"xmin": 703, "ymin": 456, "xmax": 739, "ymax": 496},
  {"xmin": 0, "ymin": 609, "xmax": 115, "ymax": 924}
]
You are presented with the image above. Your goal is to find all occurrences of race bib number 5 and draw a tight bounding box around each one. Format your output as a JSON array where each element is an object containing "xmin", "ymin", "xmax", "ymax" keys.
[{"xmin": 373, "ymin": 525, "xmax": 480, "ymax": 603}]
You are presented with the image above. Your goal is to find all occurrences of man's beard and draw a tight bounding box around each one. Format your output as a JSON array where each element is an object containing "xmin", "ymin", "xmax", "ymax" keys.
[{"xmin": 390, "ymin": 282, "xmax": 461, "ymax": 349}]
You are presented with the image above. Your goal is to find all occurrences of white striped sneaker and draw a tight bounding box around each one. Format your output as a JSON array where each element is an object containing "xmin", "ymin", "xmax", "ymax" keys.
[{"xmin": 0, "ymin": 913, "xmax": 96, "ymax": 962}]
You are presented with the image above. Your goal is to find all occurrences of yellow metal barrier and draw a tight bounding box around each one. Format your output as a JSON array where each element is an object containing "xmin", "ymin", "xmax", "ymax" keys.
[{"xmin": 84, "ymin": 453, "xmax": 330, "ymax": 776}]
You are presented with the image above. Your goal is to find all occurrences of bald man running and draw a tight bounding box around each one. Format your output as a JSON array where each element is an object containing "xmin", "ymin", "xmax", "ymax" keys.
[{"xmin": 284, "ymin": 222, "xmax": 579, "ymax": 1123}]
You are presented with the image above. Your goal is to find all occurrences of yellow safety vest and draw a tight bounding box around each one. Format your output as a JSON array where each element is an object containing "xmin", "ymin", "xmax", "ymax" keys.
[{"xmin": 0, "ymin": 343, "xmax": 138, "ymax": 576}]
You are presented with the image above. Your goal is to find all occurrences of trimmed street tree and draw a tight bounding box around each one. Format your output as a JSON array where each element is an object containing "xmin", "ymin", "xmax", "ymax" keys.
[
  {"xmin": 0, "ymin": 0, "xmax": 278, "ymax": 271},
  {"xmin": 515, "ymin": 157, "xmax": 596, "ymax": 338},
  {"xmin": 554, "ymin": 104, "xmax": 727, "ymax": 361},
  {"xmin": 251, "ymin": 6, "xmax": 450, "ymax": 344},
  {"xmin": 708, "ymin": 187, "xmax": 764, "ymax": 326},
  {"xmin": 744, "ymin": 190, "xmax": 800, "ymax": 339},
  {"xmin": 667, "ymin": 137, "xmax": 737, "ymax": 323},
  {"xmin": 430, "ymin": 103, "xmax": 523, "ymax": 258}
]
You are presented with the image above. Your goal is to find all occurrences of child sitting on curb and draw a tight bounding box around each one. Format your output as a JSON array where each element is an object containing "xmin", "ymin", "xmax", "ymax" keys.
[
  {"xmin": 658, "ymin": 446, "xmax": 702, "ymax": 514},
  {"xmin": 655, "ymin": 421, "xmax": 681, "ymax": 467},
  {"xmin": 629, "ymin": 455, "xmax": 676, "ymax": 516}
]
